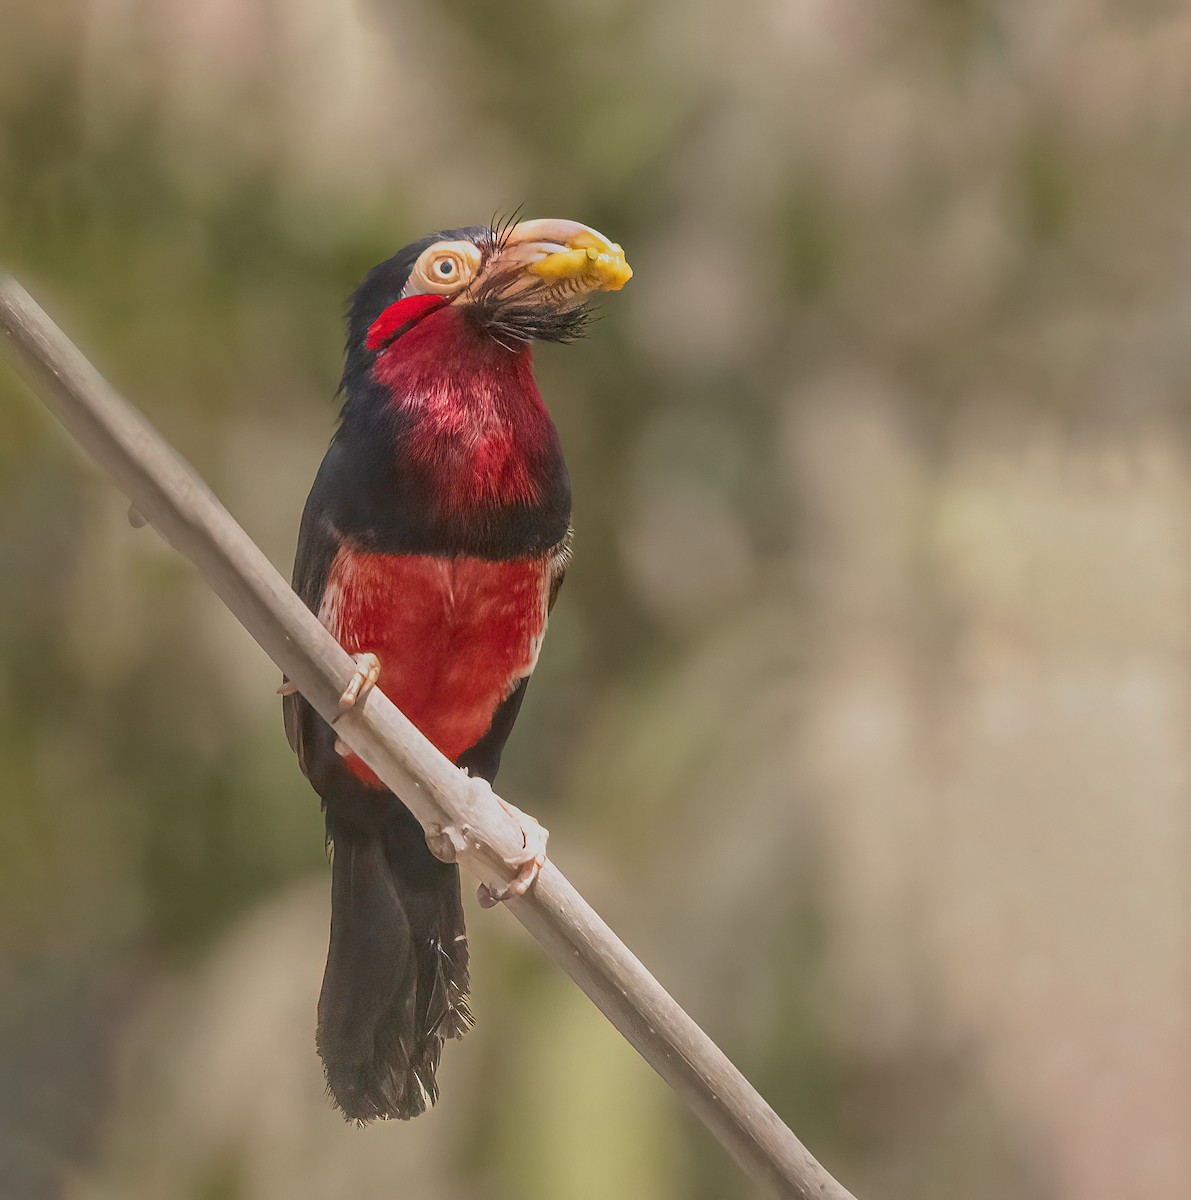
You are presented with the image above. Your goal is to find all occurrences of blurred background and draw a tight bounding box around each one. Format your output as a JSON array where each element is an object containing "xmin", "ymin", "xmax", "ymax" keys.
[{"xmin": 2, "ymin": 1, "xmax": 1189, "ymax": 1197}]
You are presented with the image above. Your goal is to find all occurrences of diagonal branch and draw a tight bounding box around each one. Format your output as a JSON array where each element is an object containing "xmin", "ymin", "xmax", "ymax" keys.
[{"xmin": 0, "ymin": 275, "xmax": 857, "ymax": 1200}]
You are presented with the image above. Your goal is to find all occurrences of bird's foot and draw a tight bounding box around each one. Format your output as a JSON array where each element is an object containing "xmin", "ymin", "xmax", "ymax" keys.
[
  {"xmin": 477, "ymin": 798, "xmax": 549, "ymax": 909},
  {"xmin": 278, "ymin": 652, "xmax": 380, "ymax": 710},
  {"xmin": 335, "ymin": 652, "xmax": 381, "ymax": 716}
]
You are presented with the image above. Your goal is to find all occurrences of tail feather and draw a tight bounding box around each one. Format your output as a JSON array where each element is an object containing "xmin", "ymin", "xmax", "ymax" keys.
[{"xmin": 317, "ymin": 789, "xmax": 471, "ymax": 1121}]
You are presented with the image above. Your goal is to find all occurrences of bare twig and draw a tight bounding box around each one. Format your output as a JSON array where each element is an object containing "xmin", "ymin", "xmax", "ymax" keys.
[{"xmin": 0, "ymin": 275, "xmax": 857, "ymax": 1200}]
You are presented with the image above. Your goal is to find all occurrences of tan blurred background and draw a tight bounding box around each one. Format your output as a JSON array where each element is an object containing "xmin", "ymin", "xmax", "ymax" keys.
[{"xmin": 2, "ymin": 2, "xmax": 1190, "ymax": 1198}]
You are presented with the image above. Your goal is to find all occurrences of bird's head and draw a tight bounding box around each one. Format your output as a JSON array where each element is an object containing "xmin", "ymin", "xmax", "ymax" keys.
[{"xmin": 344, "ymin": 218, "xmax": 632, "ymax": 387}]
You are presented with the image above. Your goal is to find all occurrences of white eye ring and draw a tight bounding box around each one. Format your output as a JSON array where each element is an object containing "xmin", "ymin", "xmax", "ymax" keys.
[{"xmin": 407, "ymin": 240, "xmax": 482, "ymax": 296}]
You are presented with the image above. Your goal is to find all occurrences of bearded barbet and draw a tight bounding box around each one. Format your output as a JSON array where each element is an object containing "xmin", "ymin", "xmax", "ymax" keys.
[{"xmin": 281, "ymin": 218, "xmax": 631, "ymax": 1120}]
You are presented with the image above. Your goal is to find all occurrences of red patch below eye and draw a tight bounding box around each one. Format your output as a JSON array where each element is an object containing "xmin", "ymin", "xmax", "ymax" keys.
[{"xmin": 365, "ymin": 294, "xmax": 451, "ymax": 350}]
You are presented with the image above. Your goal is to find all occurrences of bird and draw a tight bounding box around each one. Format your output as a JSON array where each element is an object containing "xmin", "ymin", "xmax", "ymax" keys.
[{"xmin": 281, "ymin": 217, "xmax": 632, "ymax": 1122}]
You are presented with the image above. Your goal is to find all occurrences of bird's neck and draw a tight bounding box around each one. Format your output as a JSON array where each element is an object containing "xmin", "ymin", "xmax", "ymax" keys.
[{"xmin": 367, "ymin": 306, "xmax": 561, "ymax": 517}]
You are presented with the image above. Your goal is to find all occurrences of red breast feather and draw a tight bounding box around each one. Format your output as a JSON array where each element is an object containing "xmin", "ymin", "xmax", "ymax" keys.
[{"xmin": 321, "ymin": 549, "xmax": 550, "ymax": 784}]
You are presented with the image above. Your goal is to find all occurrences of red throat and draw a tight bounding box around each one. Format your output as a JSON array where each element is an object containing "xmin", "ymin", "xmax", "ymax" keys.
[{"xmin": 367, "ymin": 302, "xmax": 558, "ymax": 515}]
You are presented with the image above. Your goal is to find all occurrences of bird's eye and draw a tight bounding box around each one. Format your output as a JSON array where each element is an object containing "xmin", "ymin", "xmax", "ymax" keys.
[{"xmin": 407, "ymin": 240, "xmax": 482, "ymax": 296}]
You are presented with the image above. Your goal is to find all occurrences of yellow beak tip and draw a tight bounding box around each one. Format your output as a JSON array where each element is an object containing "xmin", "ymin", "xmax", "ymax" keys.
[{"xmin": 528, "ymin": 245, "xmax": 633, "ymax": 293}]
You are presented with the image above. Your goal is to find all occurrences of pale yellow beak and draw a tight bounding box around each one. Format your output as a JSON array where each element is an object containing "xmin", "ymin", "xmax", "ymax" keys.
[{"xmin": 486, "ymin": 218, "xmax": 633, "ymax": 299}]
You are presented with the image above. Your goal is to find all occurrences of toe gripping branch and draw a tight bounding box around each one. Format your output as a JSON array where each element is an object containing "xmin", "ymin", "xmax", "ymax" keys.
[
  {"xmin": 425, "ymin": 777, "xmax": 550, "ymax": 908},
  {"xmin": 281, "ymin": 657, "xmax": 549, "ymax": 905}
]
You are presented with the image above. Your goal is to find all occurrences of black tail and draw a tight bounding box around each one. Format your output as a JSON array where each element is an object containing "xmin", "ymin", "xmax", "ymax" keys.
[{"xmin": 317, "ymin": 787, "xmax": 472, "ymax": 1121}]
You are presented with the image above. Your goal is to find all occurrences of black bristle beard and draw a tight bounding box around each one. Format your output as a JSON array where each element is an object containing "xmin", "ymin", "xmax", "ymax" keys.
[
  {"xmin": 468, "ymin": 298, "xmax": 593, "ymax": 349},
  {"xmin": 466, "ymin": 246, "xmax": 593, "ymax": 347}
]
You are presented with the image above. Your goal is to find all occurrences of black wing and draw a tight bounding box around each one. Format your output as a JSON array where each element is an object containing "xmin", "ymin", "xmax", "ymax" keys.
[{"xmin": 282, "ymin": 442, "xmax": 350, "ymax": 787}]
